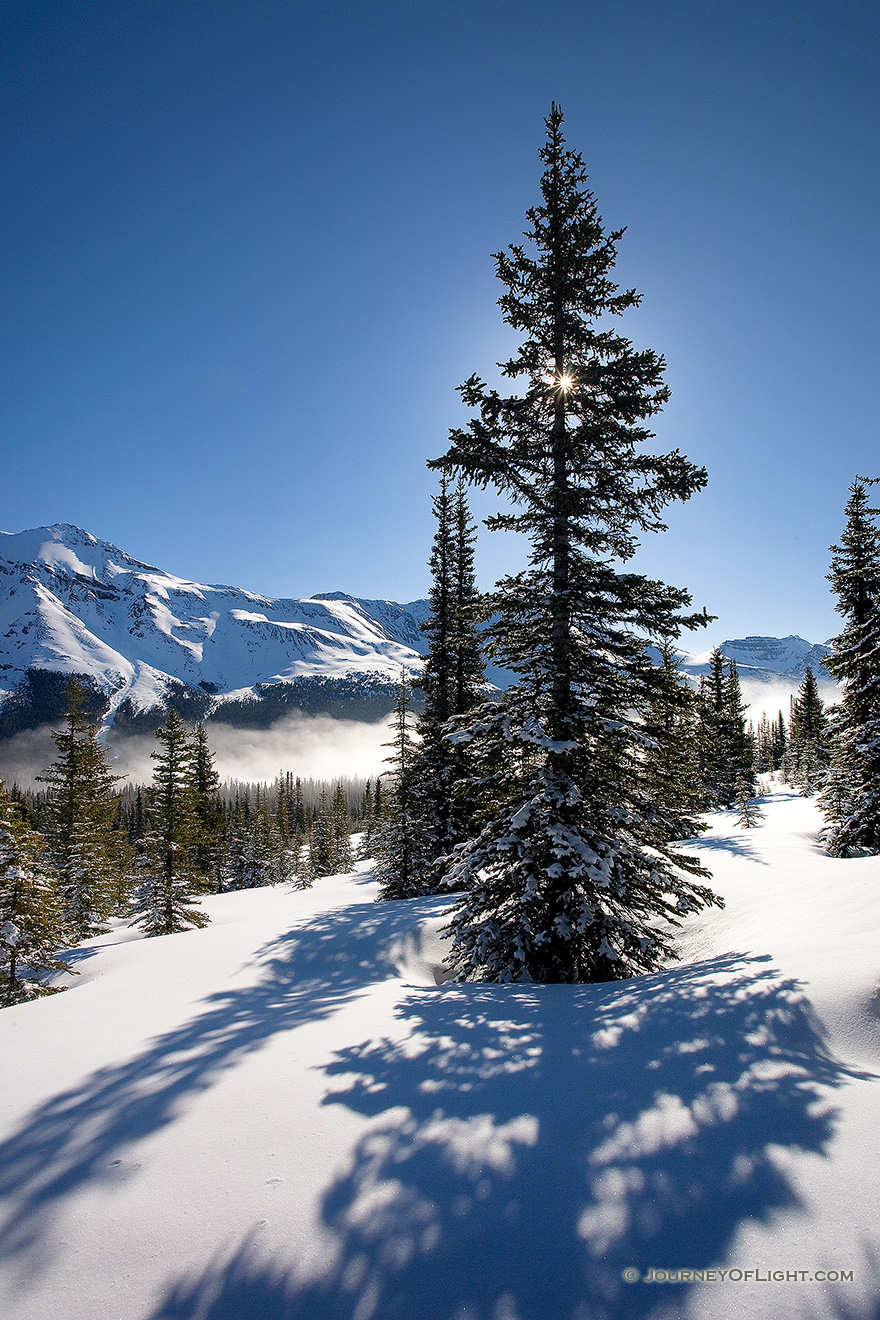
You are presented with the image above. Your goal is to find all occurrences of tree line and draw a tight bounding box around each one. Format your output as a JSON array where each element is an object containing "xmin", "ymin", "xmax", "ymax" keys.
[{"xmin": 0, "ymin": 687, "xmax": 390, "ymax": 1004}]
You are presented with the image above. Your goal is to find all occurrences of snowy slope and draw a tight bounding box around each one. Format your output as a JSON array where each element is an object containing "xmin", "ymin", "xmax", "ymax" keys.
[
  {"xmin": 0, "ymin": 525, "xmax": 427, "ymax": 719},
  {"xmin": 1, "ymin": 790, "xmax": 878, "ymax": 1320}
]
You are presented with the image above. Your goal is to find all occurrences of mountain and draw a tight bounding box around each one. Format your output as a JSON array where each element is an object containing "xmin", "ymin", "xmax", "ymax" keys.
[
  {"xmin": 0, "ymin": 523, "xmax": 838, "ymax": 737},
  {"xmin": 678, "ymin": 634, "xmax": 833, "ymax": 684},
  {"xmin": 0, "ymin": 524, "xmax": 430, "ymax": 734}
]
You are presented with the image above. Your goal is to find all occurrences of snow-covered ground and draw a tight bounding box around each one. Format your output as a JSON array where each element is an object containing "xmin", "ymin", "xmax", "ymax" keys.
[{"xmin": 1, "ymin": 787, "xmax": 878, "ymax": 1320}]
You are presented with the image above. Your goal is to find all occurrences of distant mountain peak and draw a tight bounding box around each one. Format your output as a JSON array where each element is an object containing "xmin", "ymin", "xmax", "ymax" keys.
[{"xmin": 0, "ymin": 524, "xmax": 428, "ymax": 734}]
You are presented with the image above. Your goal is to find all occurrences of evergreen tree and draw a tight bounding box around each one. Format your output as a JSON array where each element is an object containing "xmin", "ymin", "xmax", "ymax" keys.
[
  {"xmin": 131, "ymin": 710, "xmax": 209, "ymax": 936},
  {"xmin": 696, "ymin": 651, "xmax": 754, "ymax": 808},
  {"xmin": 0, "ymin": 785, "xmax": 70, "ymax": 1005},
  {"xmin": 374, "ymin": 673, "xmax": 432, "ymax": 900},
  {"xmin": 734, "ymin": 775, "xmax": 765, "ymax": 829},
  {"xmin": 357, "ymin": 778, "xmax": 387, "ymax": 861},
  {"xmin": 241, "ymin": 786, "xmax": 278, "ymax": 888},
  {"xmin": 787, "ymin": 667, "xmax": 829, "ymax": 794},
  {"xmin": 723, "ymin": 660, "xmax": 756, "ymax": 799},
  {"xmin": 753, "ymin": 714, "xmax": 774, "ymax": 775},
  {"xmin": 190, "ymin": 724, "xmax": 225, "ymax": 891},
  {"xmin": 287, "ymin": 775, "xmax": 310, "ymax": 881},
  {"xmin": 820, "ymin": 478, "xmax": 880, "ymax": 854},
  {"xmin": 770, "ymin": 711, "xmax": 787, "ymax": 771},
  {"xmin": 38, "ymin": 678, "xmax": 128, "ymax": 939},
  {"xmin": 411, "ymin": 475, "xmax": 486, "ymax": 885},
  {"xmin": 696, "ymin": 649, "xmax": 728, "ymax": 807},
  {"xmin": 641, "ymin": 641, "xmax": 706, "ymax": 839},
  {"xmin": 429, "ymin": 105, "xmax": 720, "ymax": 981},
  {"xmin": 331, "ymin": 781, "xmax": 355, "ymax": 874},
  {"xmin": 306, "ymin": 789, "xmax": 336, "ymax": 880}
]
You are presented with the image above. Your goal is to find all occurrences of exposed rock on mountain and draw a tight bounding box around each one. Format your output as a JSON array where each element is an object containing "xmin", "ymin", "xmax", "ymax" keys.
[{"xmin": 0, "ymin": 525, "xmax": 428, "ymax": 734}]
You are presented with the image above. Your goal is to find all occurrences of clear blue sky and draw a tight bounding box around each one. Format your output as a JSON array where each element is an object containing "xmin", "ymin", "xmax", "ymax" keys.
[{"xmin": 2, "ymin": 0, "xmax": 878, "ymax": 647}]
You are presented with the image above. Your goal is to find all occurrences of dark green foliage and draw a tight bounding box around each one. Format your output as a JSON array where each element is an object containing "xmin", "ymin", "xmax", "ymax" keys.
[
  {"xmin": 820, "ymin": 478, "xmax": 880, "ymax": 854},
  {"xmin": 771, "ymin": 712, "xmax": 787, "ymax": 771},
  {"xmin": 696, "ymin": 651, "xmax": 755, "ymax": 808},
  {"xmin": 190, "ymin": 723, "xmax": 225, "ymax": 891},
  {"xmin": 723, "ymin": 661, "xmax": 756, "ymax": 798},
  {"xmin": 130, "ymin": 710, "xmax": 209, "ymax": 936},
  {"xmin": 112, "ymin": 682, "xmax": 212, "ymax": 734},
  {"xmin": 375, "ymin": 674, "xmax": 432, "ymax": 900},
  {"xmin": 641, "ymin": 641, "xmax": 707, "ymax": 840},
  {"xmin": 428, "ymin": 105, "xmax": 720, "ymax": 981},
  {"xmin": 38, "ymin": 679, "xmax": 131, "ymax": 939},
  {"xmin": 307, "ymin": 790, "xmax": 337, "ymax": 880},
  {"xmin": 358, "ymin": 779, "xmax": 383, "ymax": 860},
  {"xmin": 786, "ymin": 668, "xmax": 829, "ymax": 795},
  {"xmin": 208, "ymin": 676, "xmax": 414, "ymax": 728},
  {"xmin": 407, "ymin": 476, "xmax": 486, "ymax": 889},
  {"xmin": 331, "ymin": 781, "xmax": 355, "ymax": 874},
  {"xmin": 0, "ymin": 782, "xmax": 70, "ymax": 1005}
]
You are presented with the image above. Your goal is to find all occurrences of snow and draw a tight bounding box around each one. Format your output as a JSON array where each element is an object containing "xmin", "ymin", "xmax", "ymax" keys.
[
  {"xmin": 0, "ymin": 525, "xmax": 428, "ymax": 713},
  {"xmin": 1, "ymin": 795, "xmax": 879, "ymax": 1319}
]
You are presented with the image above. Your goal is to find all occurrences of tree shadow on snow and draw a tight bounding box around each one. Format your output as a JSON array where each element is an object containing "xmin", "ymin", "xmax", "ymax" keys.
[
  {"xmin": 149, "ymin": 953, "xmax": 874, "ymax": 1320},
  {"xmin": 689, "ymin": 832, "xmax": 768, "ymax": 862},
  {"xmin": 0, "ymin": 897, "xmax": 430, "ymax": 1278}
]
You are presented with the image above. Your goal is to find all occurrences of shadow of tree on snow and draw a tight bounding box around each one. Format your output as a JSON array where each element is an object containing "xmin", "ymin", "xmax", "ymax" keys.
[
  {"xmin": 149, "ymin": 953, "xmax": 874, "ymax": 1320},
  {"xmin": 690, "ymin": 832, "xmax": 767, "ymax": 862},
  {"xmin": 0, "ymin": 897, "xmax": 428, "ymax": 1277}
]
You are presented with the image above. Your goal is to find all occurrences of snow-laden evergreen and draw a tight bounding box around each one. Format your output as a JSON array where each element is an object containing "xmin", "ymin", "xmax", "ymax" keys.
[
  {"xmin": 785, "ymin": 666, "xmax": 830, "ymax": 794},
  {"xmin": 37, "ymin": 678, "xmax": 131, "ymax": 938},
  {"xmin": 820, "ymin": 478, "xmax": 880, "ymax": 854},
  {"xmin": 130, "ymin": 711, "xmax": 210, "ymax": 936},
  {"xmin": 401, "ymin": 476, "xmax": 486, "ymax": 892},
  {"xmin": 374, "ymin": 673, "xmax": 432, "ymax": 900},
  {"xmin": 0, "ymin": 785, "xmax": 69, "ymax": 1005},
  {"xmin": 431, "ymin": 106, "xmax": 720, "ymax": 981}
]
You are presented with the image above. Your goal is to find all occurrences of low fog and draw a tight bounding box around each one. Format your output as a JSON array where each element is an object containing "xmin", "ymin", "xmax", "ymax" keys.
[
  {"xmin": 0, "ymin": 681, "xmax": 843, "ymax": 793},
  {"xmin": 739, "ymin": 676, "xmax": 840, "ymax": 723},
  {"xmin": 0, "ymin": 712, "xmax": 396, "ymax": 791}
]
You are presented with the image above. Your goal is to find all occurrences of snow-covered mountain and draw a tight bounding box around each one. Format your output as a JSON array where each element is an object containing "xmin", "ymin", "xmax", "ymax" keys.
[
  {"xmin": 0, "ymin": 522, "xmax": 837, "ymax": 736},
  {"xmin": 679, "ymin": 634, "xmax": 833, "ymax": 684},
  {"xmin": 0, "ymin": 524, "xmax": 429, "ymax": 733}
]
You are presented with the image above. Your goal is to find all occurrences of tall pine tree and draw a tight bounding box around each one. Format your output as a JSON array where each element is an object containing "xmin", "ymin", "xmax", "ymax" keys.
[
  {"xmin": 787, "ymin": 667, "xmax": 829, "ymax": 794},
  {"xmin": 411, "ymin": 475, "xmax": 485, "ymax": 887},
  {"xmin": 641, "ymin": 641, "xmax": 706, "ymax": 839},
  {"xmin": 820, "ymin": 478, "xmax": 880, "ymax": 854},
  {"xmin": 39, "ymin": 678, "xmax": 128, "ymax": 940},
  {"xmin": 374, "ymin": 672, "xmax": 431, "ymax": 900},
  {"xmin": 0, "ymin": 784, "xmax": 70, "ymax": 1005},
  {"xmin": 190, "ymin": 723, "xmax": 225, "ymax": 891},
  {"xmin": 131, "ymin": 710, "xmax": 209, "ymax": 936},
  {"xmin": 429, "ymin": 105, "xmax": 719, "ymax": 982}
]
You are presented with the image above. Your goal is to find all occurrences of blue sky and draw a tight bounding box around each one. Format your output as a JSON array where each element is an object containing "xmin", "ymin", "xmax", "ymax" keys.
[{"xmin": 2, "ymin": 0, "xmax": 878, "ymax": 648}]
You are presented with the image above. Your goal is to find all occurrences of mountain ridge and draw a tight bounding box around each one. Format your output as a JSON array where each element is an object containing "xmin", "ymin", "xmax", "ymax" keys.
[{"xmin": 0, "ymin": 523, "xmax": 836, "ymax": 737}]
